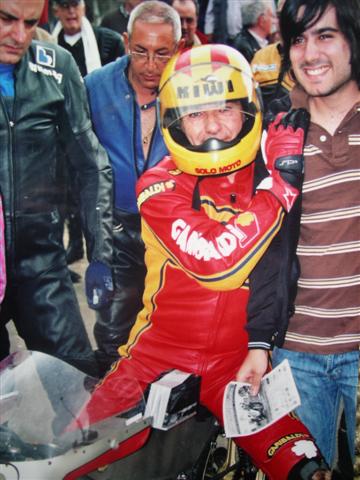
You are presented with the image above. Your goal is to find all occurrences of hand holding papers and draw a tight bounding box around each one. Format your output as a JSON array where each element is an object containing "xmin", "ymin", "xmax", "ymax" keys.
[{"xmin": 223, "ymin": 360, "xmax": 301, "ymax": 437}]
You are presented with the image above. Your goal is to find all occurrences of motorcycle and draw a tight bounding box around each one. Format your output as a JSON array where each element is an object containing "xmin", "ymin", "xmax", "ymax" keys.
[{"xmin": 0, "ymin": 350, "xmax": 259, "ymax": 480}]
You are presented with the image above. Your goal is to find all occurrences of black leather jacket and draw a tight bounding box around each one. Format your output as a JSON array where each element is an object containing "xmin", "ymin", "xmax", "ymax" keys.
[
  {"xmin": 232, "ymin": 28, "xmax": 261, "ymax": 63},
  {"xmin": 247, "ymin": 95, "xmax": 302, "ymax": 349},
  {"xmin": 0, "ymin": 41, "xmax": 113, "ymax": 272},
  {"xmin": 57, "ymin": 26, "xmax": 125, "ymax": 77}
]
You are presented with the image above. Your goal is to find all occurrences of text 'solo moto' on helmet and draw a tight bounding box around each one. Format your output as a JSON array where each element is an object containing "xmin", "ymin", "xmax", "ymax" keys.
[{"xmin": 158, "ymin": 44, "xmax": 262, "ymax": 176}]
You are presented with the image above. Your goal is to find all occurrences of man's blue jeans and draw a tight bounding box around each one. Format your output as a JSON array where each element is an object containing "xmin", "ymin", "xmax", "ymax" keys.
[{"xmin": 272, "ymin": 347, "xmax": 359, "ymax": 468}]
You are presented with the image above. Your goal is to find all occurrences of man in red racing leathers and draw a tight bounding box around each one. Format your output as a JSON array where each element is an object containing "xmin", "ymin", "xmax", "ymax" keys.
[{"xmin": 81, "ymin": 45, "xmax": 330, "ymax": 479}]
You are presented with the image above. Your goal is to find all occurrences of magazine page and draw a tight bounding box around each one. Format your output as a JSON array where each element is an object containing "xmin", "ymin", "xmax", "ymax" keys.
[{"xmin": 223, "ymin": 359, "xmax": 301, "ymax": 437}]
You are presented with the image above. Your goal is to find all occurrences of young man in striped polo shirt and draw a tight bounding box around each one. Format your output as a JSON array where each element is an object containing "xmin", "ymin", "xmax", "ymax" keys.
[{"xmin": 250, "ymin": 0, "xmax": 360, "ymax": 476}]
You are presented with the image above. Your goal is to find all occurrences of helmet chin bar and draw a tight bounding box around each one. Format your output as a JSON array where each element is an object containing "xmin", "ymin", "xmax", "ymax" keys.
[{"xmin": 201, "ymin": 137, "xmax": 227, "ymax": 152}]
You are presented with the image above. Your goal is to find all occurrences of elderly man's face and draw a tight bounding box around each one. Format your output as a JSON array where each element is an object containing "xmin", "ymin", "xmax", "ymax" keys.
[
  {"xmin": 125, "ymin": 20, "xmax": 177, "ymax": 92},
  {"xmin": 0, "ymin": 0, "xmax": 43, "ymax": 64},
  {"xmin": 55, "ymin": 1, "xmax": 85, "ymax": 36},
  {"xmin": 172, "ymin": 0, "xmax": 197, "ymax": 48},
  {"xmin": 260, "ymin": 7, "xmax": 276, "ymax": 38},
  {"xmin": 181, "ymin": 102, "xmax": 244, "ymax": 146}
]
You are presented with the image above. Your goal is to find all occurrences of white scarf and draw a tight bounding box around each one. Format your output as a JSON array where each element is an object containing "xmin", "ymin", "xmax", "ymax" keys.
[{"xmin": 52, "ymin": 16, "xmax": 101, "ymax": 74}]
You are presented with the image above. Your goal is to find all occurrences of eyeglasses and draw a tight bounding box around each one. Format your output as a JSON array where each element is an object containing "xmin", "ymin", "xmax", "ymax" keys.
[{"xmin": 129, "ymin": 50, "xmax": 173, "ymax": 66}]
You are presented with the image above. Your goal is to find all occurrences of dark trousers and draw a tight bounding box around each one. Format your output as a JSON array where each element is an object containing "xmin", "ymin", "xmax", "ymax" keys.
[
  {"xmin": 0, "ymin": 209, "xmax": 97, "ymax": 377},
  {"xmin": 94, "ymin": 209, "xmax": 146, "ymax": 376}
]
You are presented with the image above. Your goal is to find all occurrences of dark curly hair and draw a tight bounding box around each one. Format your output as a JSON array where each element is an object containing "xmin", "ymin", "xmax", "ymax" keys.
[{"xmin": 279, "ymin": 0, "xmax": 360, "ymax": 89}]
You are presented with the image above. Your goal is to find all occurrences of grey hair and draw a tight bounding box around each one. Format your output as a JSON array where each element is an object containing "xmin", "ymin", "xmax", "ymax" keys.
[
  {"xmin": 127, "ymin": 1, "xmax": 182, "ymax": 43},
  {"xmin": 241, "ymin": 0, "xmax": 272, "ymax": 27}
]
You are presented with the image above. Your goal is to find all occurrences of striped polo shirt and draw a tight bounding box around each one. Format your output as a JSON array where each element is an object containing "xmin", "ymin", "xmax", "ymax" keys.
[{"xmin": 283, "ymin": 87, "xmax": 360, "ymax": 354}]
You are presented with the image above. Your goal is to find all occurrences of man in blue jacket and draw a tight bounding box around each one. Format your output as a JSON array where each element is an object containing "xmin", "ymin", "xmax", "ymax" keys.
[
  {"xmin": 52, "ymin": 0, "xmax": 125, "ymax": 271},
  {"xmin": 85, "ymin": 1, "xmax": 183, "ymax": 375}
]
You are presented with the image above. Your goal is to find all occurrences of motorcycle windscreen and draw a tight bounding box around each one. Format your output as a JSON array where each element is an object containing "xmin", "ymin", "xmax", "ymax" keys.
[{"xmin": 0, "ymin": 350, "xmax": 146, "ymax": 462}]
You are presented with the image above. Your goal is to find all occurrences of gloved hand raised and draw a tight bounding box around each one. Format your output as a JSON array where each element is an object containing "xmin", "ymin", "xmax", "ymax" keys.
[
  {"xmin": 257, "ymin": 108, "xmax": 310, "ymax": 212},
  {"xmin": 85, "ymin": 261, "xmax": 114, "ymax": 310}
]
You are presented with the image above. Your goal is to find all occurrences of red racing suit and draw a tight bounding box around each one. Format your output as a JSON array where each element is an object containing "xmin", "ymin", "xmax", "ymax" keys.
[{"xmin": 83, "ymin": 156, "xmax": 325, "ymax": 479}]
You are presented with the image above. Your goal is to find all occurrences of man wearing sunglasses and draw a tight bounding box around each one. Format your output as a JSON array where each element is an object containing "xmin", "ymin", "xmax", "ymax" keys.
[
  {"xmin": 85, "ymin": 1, "xmax": 184, "ymax": 375},
  {"xmin": 52, "ymin": 0, "xmax": 124, "ymax": 77}
]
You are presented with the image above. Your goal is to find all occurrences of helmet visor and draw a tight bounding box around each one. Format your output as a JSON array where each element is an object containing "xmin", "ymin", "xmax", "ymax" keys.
[
  {"xmin": 165, "ymin": 99, "xmax": 257, "ymax": 152},
  {"xmin": 160, "ymin": 62, "xmax": 260, "ymax": 153}
]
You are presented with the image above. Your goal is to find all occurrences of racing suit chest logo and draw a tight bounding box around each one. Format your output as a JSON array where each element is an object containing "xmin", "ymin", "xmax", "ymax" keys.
[{"xmin": 171, "ymin": 216, "xmax": 259, "ymax": 262}]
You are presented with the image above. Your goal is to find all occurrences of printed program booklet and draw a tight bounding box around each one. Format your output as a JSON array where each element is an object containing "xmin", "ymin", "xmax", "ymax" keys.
[
  {"xmin": 223, "ymin": 359, "xmax": 301, "ymax": 437},
  {"xmin": 144, "ymin": 369, "xmax": 200, "ymax": 430}
]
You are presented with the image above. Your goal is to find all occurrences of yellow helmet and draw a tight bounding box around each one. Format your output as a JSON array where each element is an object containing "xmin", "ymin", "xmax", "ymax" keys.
[{"xmin": 158, "ymin": 44, "xmax": 262, "ymax": 176}]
